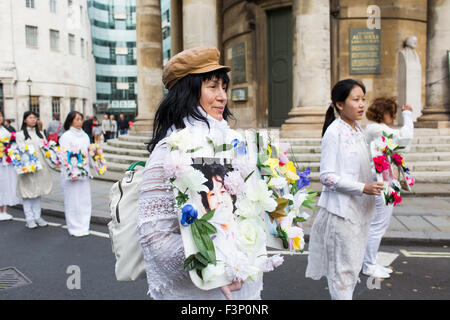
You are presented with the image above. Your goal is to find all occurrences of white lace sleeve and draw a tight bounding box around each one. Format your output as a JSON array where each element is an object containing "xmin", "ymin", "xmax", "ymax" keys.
[{"xmin": 137, "ymin": 143, "xmax": 188, "ymax": 298}]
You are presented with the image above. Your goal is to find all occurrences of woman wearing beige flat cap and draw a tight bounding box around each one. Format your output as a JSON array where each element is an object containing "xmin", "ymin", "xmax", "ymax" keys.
[{"xmin": 137, "ymin": 46, "xmax": 264, "ymax": 300}]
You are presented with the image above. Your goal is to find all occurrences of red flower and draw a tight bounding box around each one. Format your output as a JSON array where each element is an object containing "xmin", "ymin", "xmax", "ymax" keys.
[
  {"xmin": 5, "ymin": 156, "xmax": 12, "ymax": 163},
  {"xmin": 392, "ymin": 191, "xmax": 402, "ymax": 206},
  {"xmin": 373, "ymin": 155, "xmax": 390, "ymax": 173},
  {"xmin": 392, "ymin": 153, "xmax": 403, "ymax": 166}
]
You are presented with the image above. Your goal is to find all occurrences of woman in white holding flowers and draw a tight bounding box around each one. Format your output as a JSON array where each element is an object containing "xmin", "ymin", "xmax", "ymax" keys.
[
  {"xmin": 59, "ymin": 111, "xmax": 92, "ymax": 237},
  {"xmin": 16, "ymin": 111, "xmax": 53, "ymax": 229},
  {"xmin": 137, "ymin": 46, "xmax": 280, "ymax": 300},
  {"xmin": 0, "ymin": 110, "xmax": 19, "ymax": 221},
  {"xmin": 305, "ymin": 79, "xmax": 383, "ymax": 300}
]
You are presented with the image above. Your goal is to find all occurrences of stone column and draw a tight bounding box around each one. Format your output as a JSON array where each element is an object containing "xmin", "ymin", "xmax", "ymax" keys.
[
  {"xmin": 416, "ymin": 0, "xmax": 450, "ymax": 128},
  {"xmin": 134, "ymin": 0, "xmax": 164, "ymax": 132},
  {"xmin": 170, "ymin": 0, "xmax": 183, "ymax": 55},
  {"xmin": 281, "ymin": 0, "xmax": 331, "ymax": 137},
  {"xmin": 182, "ymin": 0, "xmax": 218, "ymax": 49}
]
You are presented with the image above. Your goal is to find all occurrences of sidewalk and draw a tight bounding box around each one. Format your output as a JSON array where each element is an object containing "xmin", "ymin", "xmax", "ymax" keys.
[{"xmin": 14, "ymin": 170, "xmax": 450, "ymax": 245}]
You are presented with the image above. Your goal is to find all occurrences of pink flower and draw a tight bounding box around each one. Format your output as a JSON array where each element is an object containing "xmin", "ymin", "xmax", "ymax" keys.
[
  {"xmin": 406, "ymin": 175, "xmax": 415, "ymax": 186},
  {"xmin": 373, "ymin": 155, "xmax": 390, "ymax": 173},
  {"xmin": 392, "ymin": 153, "xmax": 403, "ymax": 166},
  {"xmin": 392, "ymin": 191, "xmax": 402, "ymax": 206},
  {"xmin": 278, "ymin": 143, "xmax": 290, "ymax": 166}
]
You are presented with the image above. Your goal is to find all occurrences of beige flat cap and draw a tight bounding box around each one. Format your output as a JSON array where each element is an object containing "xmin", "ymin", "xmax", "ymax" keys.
[{"xmin": 162, "ymin": 46, "xmax": 231, "ymax": 89}]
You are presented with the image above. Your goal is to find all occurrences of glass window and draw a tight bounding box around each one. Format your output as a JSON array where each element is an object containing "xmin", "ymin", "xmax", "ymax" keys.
[
  {"xmin": 49, "ymin": 0, "xmax": 56, "ymax": 13},
  {"xmin": 26, "ymin": 25, "xmax": 38, "ymax": 47},
  {"xmin": 50, "ymin": 29, "xmax": 59, "ymax": 50},
  {"xmin": 52, "ymin": 97, "xmax": 61, "ymax": 116},
  {"xmin": 81, "ymin": 38, "xmax": 85, "ymax": 57},
  {"xmin": 30, "ymin": 96, "xmax": 40, "ymax": 117},
  {"xmin": 68, "ymin": 0, "xmax": 73, "ymax": 17},
  {"xmin": 68, "ymin": 34, "xmax": 75, "ymax": 54},
  {"xmin": 26, "ymin": 0, "xmax": 35, "ymax": 9},
  {"xmin": 70, "ymin": 98, "xmax": 76, "ymax": 111}
]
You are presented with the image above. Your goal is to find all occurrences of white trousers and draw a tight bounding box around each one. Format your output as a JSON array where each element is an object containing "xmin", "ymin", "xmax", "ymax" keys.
[
  {"xmin": 62, "ymin": 178, "xmax": 91, "ymax": 236},
  {"xmin": 363, "ymin": 195, "xmax": 394, "ymax": 269},
  {"xmin": 22, "ymin": 197, "xmax": 42, "ymax": 222}
]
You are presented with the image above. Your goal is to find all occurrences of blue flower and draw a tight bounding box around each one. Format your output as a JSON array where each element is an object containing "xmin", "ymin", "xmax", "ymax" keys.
[
  {"xmin": 297, "ymin": 168, "xmax": 311, "ymax": 190},
  {"xmin": 231, "ymin": 139, "xmax": 247, "ymax": 155},
  {"xmin": 180, "ymin": 204, "xmax": 198, "ymax": 226}
]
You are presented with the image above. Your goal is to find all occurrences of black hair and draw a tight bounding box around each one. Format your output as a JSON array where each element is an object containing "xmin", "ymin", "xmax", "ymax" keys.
[
  {"xmin": 192, "ymin": 162, "xmax": 235, "ymax": 212},
  {"xmin": 147, "ymin": 68, "xmax": 234, "ymax": 153},
  {"xmin": 0, "ymin": 110, "xmax": 4, "ymax": 127},
  {"xmin": 64, "ymin": 111, "xmax": 84, "ymax": 131},
  {"xmin": 21, "ymin": 111, "xmax": 43, "ymax": 140},
  {"xmin": 321, "ymin": 79, "xmax": 366, "ymax": 137}
]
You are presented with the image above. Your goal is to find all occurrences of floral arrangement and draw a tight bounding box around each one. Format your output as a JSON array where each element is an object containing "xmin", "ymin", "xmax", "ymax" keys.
[
  {"xmin": 0, "ymin": 132, "xmax": 16, "ymax": 165},
  {"xmin": 58, "ymin": 146, "xmax": 90, "ymax": 180},
  {"xmin": 7, "ymin": 142, "xmax": 43, "ymax": 174},
  {"xmin": 165, "ymin": 127, "xmax": 283, "ymax": 289},
  {"xmin": 371, "ymin": 132, "xmax": 414, "ymax": 206},
  {"xmin": 88, "ymin": 144, "xmax": 107, "ymax": 175},
  {"xmin": 40, "ymin": 140, "xmax": 61, "ymax": 168},
  {"xmin": 251, "ymin": 130, "xmax": 317, "ymax": 252}
]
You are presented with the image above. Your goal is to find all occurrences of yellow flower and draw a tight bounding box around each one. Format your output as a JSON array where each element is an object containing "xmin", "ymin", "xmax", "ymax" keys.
[
  {"xmin": 45, "ymin": 151, "xmax": 51, "ymax": 158},
  {"xmin": 293, "ymin": 235, "xmax": 302, "ymax": 251},
  {"xmin": 31, "ymin": 165, "xmax": 36, "ymax": 172},
  {"xmin": 265, "ymin": 158, "xmax": 280, "ymax": 177},
  {"xmin": 267, "ymin": 145, "xmax": 272, "ymax": 158},
  {"xmin": 16, "ymin": 155, "xmax": 21, "ymax": 161},
  {"xmin": 24, "ymin": 145, "xmax": 29, "ymax": 151},
  {"xmin": 279, "ymin": 161, "xmax": 299, "ymax": 183},
  {"xmin": 0, "ymin": 152, "xmax": 3, "ymax": 158}
]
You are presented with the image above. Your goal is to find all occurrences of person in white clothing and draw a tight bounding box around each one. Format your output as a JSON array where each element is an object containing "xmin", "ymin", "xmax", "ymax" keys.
[
  {"xmin": 362, "ymin": 97, "xmax": 414, "ymax": 278},
  {"xmin": 59, "ymin": 111, "xmax": 92, "ymax": 237},
  {"xmin": 305, "ymin": 79, "xmax": 384, "ymax": 300},
  {"xmin": 138, "ymin": 46, "xmax": 265, "ymax": 300},
  {"xmin": 16, "ymin": 111, "xmax": 53, "ymax": 228},
  {"xmin": 0, "ymin": 111, "xmax": 19, "ymax": 221}
]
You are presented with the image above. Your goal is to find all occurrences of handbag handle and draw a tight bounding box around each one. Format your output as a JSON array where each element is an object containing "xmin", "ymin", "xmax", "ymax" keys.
[{"xmin": 126, "ymin": 161, "xmax": 146, "ymax": 172}]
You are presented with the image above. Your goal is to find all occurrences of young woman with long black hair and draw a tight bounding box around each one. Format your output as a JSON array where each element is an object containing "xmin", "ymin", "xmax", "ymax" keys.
[
  {"xmin": 305, "ymin": 79, "xmax": 384, "ymax": 300},
  {"xmin": 59, "ymin": 111, "xmax": 92, "ymax": 237},
  {"xmin": 16, "ymin": 111, "xmax": 53, "ymax": 228},
  {"xmin": 0, "ymin": 111, "xmax": 19, "ymax": 221}
]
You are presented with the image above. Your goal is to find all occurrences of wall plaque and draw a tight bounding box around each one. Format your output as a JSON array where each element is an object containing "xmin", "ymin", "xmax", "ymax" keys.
[
  {"xmin": 231, "ymin": 87, "xmax": 248, "ymax": 102},
  {"xmin": 232, "ymin": 42, "xmax": 247, "ymax": 84},
  {"xmin": 350, "ymin": 28, "xmax": 381, "ymax": 74}
]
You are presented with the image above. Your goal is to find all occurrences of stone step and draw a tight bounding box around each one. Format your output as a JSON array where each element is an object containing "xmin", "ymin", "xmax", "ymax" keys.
[
  {"xmin": 107, "ymin": 139, "xmax": 148, "ymax": 150},
  {"xmin": 104, "ymin": 153, "xmax": 148, "ymax": 165},
  {"xmin": 289, "ymin": 144, "xmax": 450, "ymax": 154},
  {"xmin": 117, "ymin": 134, "xmax": 150, "ymax": 143},
  {"xmin": 102, "ymin": 144, "xmax": 150, "ymax": 157},
  {"xmin": 290, "ymin": 152, "xmax": 450, "ymax": 163}
]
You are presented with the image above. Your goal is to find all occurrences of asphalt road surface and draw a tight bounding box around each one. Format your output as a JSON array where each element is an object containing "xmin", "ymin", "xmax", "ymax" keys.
[{"xmin": 1, "ymin": 208, "xmax": 449, "ymax": 300}]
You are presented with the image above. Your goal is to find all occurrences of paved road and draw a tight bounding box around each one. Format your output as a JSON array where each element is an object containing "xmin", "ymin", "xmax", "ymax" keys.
[{"xmin": 1, "ymin": 208, "xmax": 449, "ymax": 300}]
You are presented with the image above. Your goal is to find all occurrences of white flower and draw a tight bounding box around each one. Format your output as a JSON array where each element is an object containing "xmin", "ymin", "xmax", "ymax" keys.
[
  {"xmin": 245, "ymin": 180, "xmax": 278, "ymax": 213},
  {"xmin": 235, "ymin": 217, "xmax": 266, "ymax": 255},
  {"xmin": 268, "ymin": 176, "xmax": 288, "ymax": 190},
  {"xmin": 166, "ymin": 128, "xmax": 191, "ymax": 152},
  {"xmin": 231, "ymin": 157, "xmax": 255, "ymax": 180},
  {"xmin": 235, "ymin": 198, "xmax": 260, "ymax": 218},
  {"xmin": 223, "ymin": 170, "xmax": 246, "ymax": 195},
  {"xmin": 172, "ymin": 168, "xmax": 209, "ymax": 196},
  {"xmin": 164, "ymin": 150, "xmax": 193, "ymax": 179},
  {"xmin": 260, "ymin": 254, "xmax": 284, "ymax": 272},
  {"xmin": 280, "ymin": 212, "xmax": 305, "ymax": 251},
  {"xmin": 224, "ymin": 251, "xmax": 252, "ymax": 282},
  {"xmin": 201, "ymin": 262, "xmax": 226, "ymax": 283}
]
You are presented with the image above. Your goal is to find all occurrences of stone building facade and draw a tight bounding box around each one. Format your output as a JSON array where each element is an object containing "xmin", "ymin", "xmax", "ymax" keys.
[
  {"xmin": 135, "ymin": 0, "xmax": 450, "ymax": 135},
  {"xmin": 0, "ymin": 0, "xmax": 96, "ymax": 128}
]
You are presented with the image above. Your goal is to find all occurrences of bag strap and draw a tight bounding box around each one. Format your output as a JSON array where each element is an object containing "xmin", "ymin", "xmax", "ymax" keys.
[
  {"xmin": 127, "ymin": 161, "xmax": 146, "ymax": 172},
  {"xmin": 57, "ymin": 121, "xmax": 61, "ymax": 131}
]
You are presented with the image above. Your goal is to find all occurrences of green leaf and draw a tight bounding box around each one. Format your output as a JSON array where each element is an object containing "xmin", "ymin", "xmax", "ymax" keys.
[
  {"xmin": 176, "ymin": 192, "xmax": 189, "ymax": 207},
  {"xmin": 197, "ymin": 220, "xmax": 217, "ymax": 235},
  {"xmin": 244, "ymin": 170, "xmax": 255, "ymax": 183},
  {"xmin": 184, "ymin": 254, "xmax": 197, "ymax": 272},
  {"xmin": 276, "ymin": 226, "xmax": 289, "ymax": 249},
  {"xmin": 186, "ymin": 146, "xmax": 203, "ymax": 153},
  {"xmin": 191, "ymin": 221, "xmax": 216, "ymax": 264},
  {"xmin": 293, "ymin": 217, "xmax": 307, "ymax": 223},
  {"xmin": 200, "ymin": 209, "xmax": 216, "ymax": 221},
  {"xmin": 194, "ymin": 252, "xmax": 209, "ymax": 267},
  {"xmin": 214, "ymin": 144, "xmax": 233, "ymax": 154},
  {"xmin": 206, "ymin": 137, "xmax": 214, "ymax": 146}
]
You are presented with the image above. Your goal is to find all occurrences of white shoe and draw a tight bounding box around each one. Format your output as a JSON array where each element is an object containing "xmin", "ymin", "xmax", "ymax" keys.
[
  {"xmin": 70, "ymin": 231, "xmax": 90, "ymax": 237},
  {"xmin": 377, "ymin": 264, "xmax": 393, "ymax": 274},
  {"xmin": 35, "ymin": 217, "xmax": 48, "ymax": 227},
  {"xmin": 26, "ymin": 220, "xmax": 38, "ymax": 229},
  {"xmin": 362, "ymin": 265, "xmax": 391, "ymax": 279},
  {"xmin": 0, "ymin": 212, "xmax": 13, "ymax": 221}
]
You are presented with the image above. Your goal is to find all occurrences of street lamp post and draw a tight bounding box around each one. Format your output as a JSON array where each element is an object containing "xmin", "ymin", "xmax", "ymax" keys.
[{"xmin": 26, "ymin": 77, "xmax": 32, "ymax": 111}]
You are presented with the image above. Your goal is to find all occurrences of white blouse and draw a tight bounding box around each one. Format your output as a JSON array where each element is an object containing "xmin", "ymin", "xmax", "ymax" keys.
[
  {"xmin": 317, "ymin": 117, "xmax": 374, "ymax": 218},
  {"xmin": 364, "ymin": 110, "xmax": 414, "ymax": 151}
]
